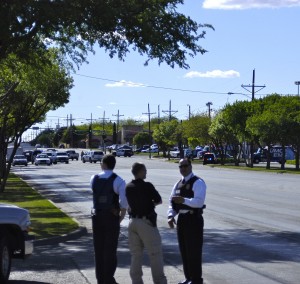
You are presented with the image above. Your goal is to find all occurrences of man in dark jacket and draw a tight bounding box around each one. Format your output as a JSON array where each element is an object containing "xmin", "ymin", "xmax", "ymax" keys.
[{"xmin": 126, "ymin": 162, "xmax": 167, "ymax": 284}]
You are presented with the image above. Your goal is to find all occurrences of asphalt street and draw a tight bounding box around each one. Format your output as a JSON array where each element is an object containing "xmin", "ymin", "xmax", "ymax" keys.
[{"xmin": 9, "ymin": 155, "xmax": 300, "ymax": 284}]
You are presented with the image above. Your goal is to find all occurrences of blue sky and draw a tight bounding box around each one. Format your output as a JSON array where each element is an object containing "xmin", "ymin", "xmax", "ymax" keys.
[{"xmin": 28, "ymin": 0, "xmax": 300, "ymax": 138}]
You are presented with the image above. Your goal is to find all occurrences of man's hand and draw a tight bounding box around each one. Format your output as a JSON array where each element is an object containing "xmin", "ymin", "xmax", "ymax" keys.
[
  {"xmin": 168, "ymin": 217, "xmax": 176, "ymax": 229},
  {"xmin": 172, "ymin": 196, "xmax": 184, "ymax": 204},
  {"xmin": 119, "ymin": 208, "xmax": 126, "ymax": 223}
]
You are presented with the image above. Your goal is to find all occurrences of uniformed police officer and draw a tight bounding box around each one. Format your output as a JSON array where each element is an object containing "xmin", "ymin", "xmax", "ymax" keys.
[
  {"xmin": 90, "ymin": 154, "xmax": 127, "ymax": 284},
  {"xmin": 126, "ymin": 162, "xmax": 167, "ymax": 284},
  {"xmin": 167, "ymin": 158, "xmax": 206, "ymax": 284}
]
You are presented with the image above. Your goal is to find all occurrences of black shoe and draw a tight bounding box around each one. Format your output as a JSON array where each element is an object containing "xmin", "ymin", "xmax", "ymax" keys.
[{"xmin": 178, "ymin": 280, "xmax": 190, "ymax": 284}]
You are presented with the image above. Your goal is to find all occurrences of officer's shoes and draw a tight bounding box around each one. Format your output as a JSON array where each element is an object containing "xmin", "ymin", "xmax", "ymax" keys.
[{"xmin": 178, "ymin": 280, "xmax": 190, "ymax": 284}]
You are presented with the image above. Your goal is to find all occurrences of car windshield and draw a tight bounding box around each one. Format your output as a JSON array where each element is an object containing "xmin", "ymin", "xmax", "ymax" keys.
[
  {"xmin": 14, "ymin": 155, "xmax": 26, "ymax": 159},
  {"xmin": 37, "ymin": 154, "xmax": 48, "ymax": 158},
  {"xmin": 57, "ymin": 152, "xmax": 67, "ymax": 156}
]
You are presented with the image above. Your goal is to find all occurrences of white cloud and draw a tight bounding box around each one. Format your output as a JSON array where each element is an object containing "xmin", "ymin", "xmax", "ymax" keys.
[
  {"xmin": 96, "ymin": 106, "xmax": 103, "ymax": 109},
  {"xmin": 109, "ymin": 102, "xmax": 117, "ymax": 105},
  {"xmin": 105, "ymin": 80, "xmax": 145, "ymax": 88},
  {"xmin": 184, "ymin": 70, "xmax": 240, "ymax": 78},
  {"xmin": 203, "ymin": 0, "xmax": 300, "ymax": 10}
]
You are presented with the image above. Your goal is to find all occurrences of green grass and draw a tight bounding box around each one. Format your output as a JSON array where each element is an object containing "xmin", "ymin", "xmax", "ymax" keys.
[
  {"xmin": 0, "ymin": 174, "xmax": 79, "ymax": 239},
  {"xmin": 202, "ymin": 163, "xmax": 300, "ymax": 174}
]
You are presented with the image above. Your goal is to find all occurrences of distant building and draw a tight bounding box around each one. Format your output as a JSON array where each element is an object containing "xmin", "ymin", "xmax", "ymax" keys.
[{"xmin": 120, "ymin": 125, "xmax": 144, "ymax": 144}]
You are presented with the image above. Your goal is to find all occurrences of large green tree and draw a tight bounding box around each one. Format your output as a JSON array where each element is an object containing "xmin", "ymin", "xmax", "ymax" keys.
[
  {"xmin": 0, "ymin": 50, "xmax": 73, "ymax": 191},
  {"xmin": 152, "ymin": 119, "xmax": 179, "ymax": 158},
  {"xmin": 182, "ymin": 114, "xmax": 211, "ymax": 148},
  {"xmin": 0, "ymin": 0, "xmax": 213, "ymax": 68}
]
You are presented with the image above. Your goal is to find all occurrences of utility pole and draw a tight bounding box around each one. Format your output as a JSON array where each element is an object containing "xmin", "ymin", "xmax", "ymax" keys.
[
  {"xmin": 241, "ymin": 69, "xmax": 266, "ymax": 168},
  {"xmin": 241, "ymin": 69, "xmax": 265, "ymax": 101},
  {"xmin": 112, "ymin": 110, "xmax": 124, "ymax": 144},
  {"xmin": 162, "ymin": 100, "xmax": 178, "ymax": 121},
  {"xmin": 206, "ymin": 102, "xmax": 213, "ymax": 119},
  {"xmin": 99, "ymin": 111, "xmax": 110, "ymax": 151},
  {"xmin": 158, "ymin": 105, "xmax": 160, "ymax": 124},
  {"xmin": 86, "ymin": 113, "xmax": 97, "ymax": 148},
  {"xmin": 187, "ymin": 104, "xmax": 191, "ymax": 120},
  {"xmin": 143, "ymin": 103, "xmax": 156, "ymax": 159},
  {"xmin": 69, "ymin": 114, "xmax": 76, "ymax": 148}
]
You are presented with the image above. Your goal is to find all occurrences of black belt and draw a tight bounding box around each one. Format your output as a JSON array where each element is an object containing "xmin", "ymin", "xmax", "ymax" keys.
[{"xmin": 130, "ymin": 214, "xmax": 148, "ymax": 219}]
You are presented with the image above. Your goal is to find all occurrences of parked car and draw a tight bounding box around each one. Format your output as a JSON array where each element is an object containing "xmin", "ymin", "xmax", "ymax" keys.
[
  {"xmin": 135, "ymin": 145, "xmax": 150, "ymax": 152},
  {"xmin": 82, "ymin": 150, "xmax": 104, "ymax": 163},
  {"xmin": 12, "ymin": 155, "xmax": 28, "ymax": 166},
  {"xmin": 117, "ymin": 145, "xmax": 133, "ymax": 150},
  {"xmin": 44, "ymin": 151, "xmax": 57, "ymax": 164},
  {"xmin": 115, "ymin": 149, "xmax": 134, "ymax": 157},
  {"xmin": 66, "ymin": 150, "xmax": 79, "ymax": 161},
  {"xmin": 34, "ymin": 154, "xmax": 51, "ymax": 166},
  {"xmin": 54, "ymin": 152, "xmax": 69, "ymax": 164},
  {"xmin": 141, "ymin": 148, "xmax": 158, "ymax": 153},
  {"xmin": 0, "ymin": 203, "xmax": 34, "ymax": 283},
  {"xmin": 203, "ymin": 152, "xmax": 217, "ymax": 165},
  {"xmin": 150, "ymin": 144, "xmax": 158, "ymax": 150},
  {"xmin": 253, "ymin": 145, "xmax": 295, "ymax": 164}
]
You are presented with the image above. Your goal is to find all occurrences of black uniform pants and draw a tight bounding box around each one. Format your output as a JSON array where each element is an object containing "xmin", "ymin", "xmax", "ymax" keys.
[
  {"xmin": 92, "ymin": 211, "xmax": 120, "ymax": 284},
  {"xmin": 177, "ymin": 212, "xmax": 204, "ymax": 284}
]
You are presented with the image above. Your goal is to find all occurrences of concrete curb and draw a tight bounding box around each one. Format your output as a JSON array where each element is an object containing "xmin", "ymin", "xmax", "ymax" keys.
[{"xmin": 34, "ymin": 226, "xmax": 88, "ymax": 246}]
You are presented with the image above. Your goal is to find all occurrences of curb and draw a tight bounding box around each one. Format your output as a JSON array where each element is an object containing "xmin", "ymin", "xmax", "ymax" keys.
[{"xmin": 34, "ymin": 226, "xmax": 88, "ymax": 246}]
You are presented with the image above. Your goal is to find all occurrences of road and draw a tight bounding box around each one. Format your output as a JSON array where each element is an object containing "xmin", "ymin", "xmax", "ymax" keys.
[{"xmin": 10, "ymin": 155, "xmax": 300, "ymax": 284}]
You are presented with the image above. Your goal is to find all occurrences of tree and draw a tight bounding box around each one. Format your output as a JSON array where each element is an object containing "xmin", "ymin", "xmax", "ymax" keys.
[
  {"xmin": 133, "ymin": 132, "xmax": 150, "ymax": 148},
  {"xmin": 152, "ymin": 120, "xmax": 179, "ymax": 158},
  {"xmin": 209, "ymin": 111, "xmax": 236, "ymax": 165},
  {"xmin": 182, "ymin": 114, "xmax": 211, "ymax": 148},
  {"xmin": 0, "ymin": 50, "xmax": 73, "ymax": 191},
  {"xmin": 0, "ymin": 0, "xmax": 213, "ymax": 68}
]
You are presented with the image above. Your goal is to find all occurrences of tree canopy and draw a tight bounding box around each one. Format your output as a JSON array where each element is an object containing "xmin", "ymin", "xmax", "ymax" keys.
[
  {"xmin": 0, "ymin": 49, "xmax": 73, "ymax": 191},
  {"xmin": 0, "ymin": 0, "xmax": 213, "ymax": 68}
]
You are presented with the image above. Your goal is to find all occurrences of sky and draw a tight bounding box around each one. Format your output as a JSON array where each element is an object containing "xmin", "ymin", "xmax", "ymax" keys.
[{"xmin": 26, "ymin": 0, "xmax": 300, "ymax": 140}]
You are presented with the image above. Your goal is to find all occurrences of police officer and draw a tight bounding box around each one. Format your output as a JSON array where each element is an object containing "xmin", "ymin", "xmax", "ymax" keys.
[
  {"xmin": 167, "ymin": 158, "xmax": 206, "ymax": 284},
  {"xmin": 90, "ymin": 154, "xmax": 127, "ymax": 284},
  {"xmin": 126, "ymin": 162, "xmax": 167, "ymax": 284}
]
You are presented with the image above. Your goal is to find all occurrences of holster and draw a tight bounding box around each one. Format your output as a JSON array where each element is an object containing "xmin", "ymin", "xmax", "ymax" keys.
[{"xmin": 147, "ymin": 211, "xmax": 157, "ymax": 227}]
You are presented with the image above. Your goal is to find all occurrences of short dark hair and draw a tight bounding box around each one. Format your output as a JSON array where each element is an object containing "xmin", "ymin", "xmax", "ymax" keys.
[
  {"xmin": 179, "ymin": 158, "xmax": 192, "ymax": 166},
  {"xmin": 102, "ymin": 154, "xmax": 116, "ymax": 170},
  {"xmin": 131, "ymin": 162, "xmax": 146, "ymax": 176}
]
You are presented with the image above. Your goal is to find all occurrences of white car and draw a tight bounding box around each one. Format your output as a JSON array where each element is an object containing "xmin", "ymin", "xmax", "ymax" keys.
[
  {"xmin": 0, "ymin": 203, "xmax": 34, "ymax": 282},
  {"xmin": 34, "ymin": 154, "xmax": 51, "ymax": 166},
  {"xmin": 141, "ymin": 148, "xmax": 158, "ymax": 153},
  {"xmin": 82, "ymin": 151, "xmax": 104, "ymax": 163},
  {"xmin": 12, "ymin": 155, "xmax": 28, "ymax": 166}
]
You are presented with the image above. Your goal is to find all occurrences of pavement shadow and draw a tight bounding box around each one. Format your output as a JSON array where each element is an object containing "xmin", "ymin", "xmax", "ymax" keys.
[{"xmin": 158, "ymin": 226, "xmax": 300, "ymax": 265}]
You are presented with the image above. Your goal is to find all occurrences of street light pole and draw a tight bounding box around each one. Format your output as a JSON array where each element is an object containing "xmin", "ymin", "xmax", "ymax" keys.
[{"xmin": 295, "ymin": 81, "xmax": 300, "ymax": 96}]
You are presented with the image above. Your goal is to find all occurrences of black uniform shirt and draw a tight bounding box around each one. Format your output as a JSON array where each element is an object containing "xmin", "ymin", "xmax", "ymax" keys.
[{"xmin": 126, "ymin": 179, "xmax": 162, "ymax": 216}]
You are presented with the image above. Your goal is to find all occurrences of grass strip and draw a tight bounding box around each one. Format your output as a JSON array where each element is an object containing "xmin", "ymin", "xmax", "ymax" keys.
[{"xmin": 0, "ymin": 173, "xmax": 79, "ymax": 239}]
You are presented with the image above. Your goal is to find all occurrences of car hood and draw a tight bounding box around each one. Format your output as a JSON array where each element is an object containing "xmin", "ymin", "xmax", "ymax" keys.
[{"xmin": 0, "ymin": 203, "xmax": 31, "ymax": 230}]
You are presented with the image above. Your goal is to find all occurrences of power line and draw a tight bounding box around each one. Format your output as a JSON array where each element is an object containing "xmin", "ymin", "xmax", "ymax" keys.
[{"xmin": 73, "ymin": 73, "xmax": 231, "ymax": 95}]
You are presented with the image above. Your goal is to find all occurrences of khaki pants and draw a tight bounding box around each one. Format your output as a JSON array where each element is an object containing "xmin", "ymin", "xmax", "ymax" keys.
[{"xmin": 128, "ymin": 218, "xmax": 167, "ymax": 284}]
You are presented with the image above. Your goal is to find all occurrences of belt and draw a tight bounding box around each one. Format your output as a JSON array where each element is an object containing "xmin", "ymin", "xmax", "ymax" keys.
[{"xmin": 130, "ymin": 214, "xmax": 148, "ymax": 219}]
